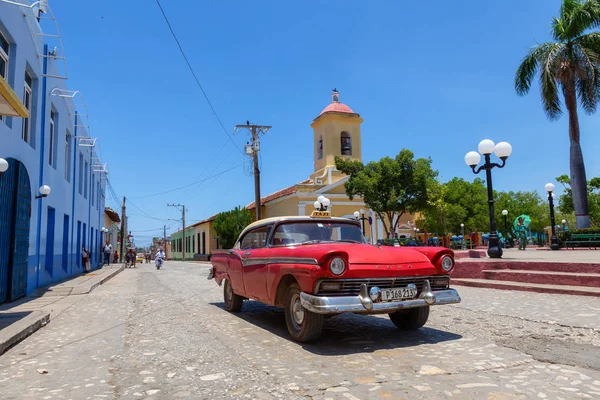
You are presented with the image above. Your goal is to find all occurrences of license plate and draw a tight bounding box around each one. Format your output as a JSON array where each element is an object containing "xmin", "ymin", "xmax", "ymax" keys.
[{"xmin": 381, "ymin": 287, "xmax": 417, "ymax": 301}]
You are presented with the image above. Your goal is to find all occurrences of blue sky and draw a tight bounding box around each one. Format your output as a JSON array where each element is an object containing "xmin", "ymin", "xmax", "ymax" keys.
[{"xmin": 50, "ymin": 0, "xmax": 600, "ymax": 246}]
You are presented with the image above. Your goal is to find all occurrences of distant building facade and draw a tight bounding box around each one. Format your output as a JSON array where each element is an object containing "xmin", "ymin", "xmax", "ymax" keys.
[{"xmin": 0, "ymin": 2, "xmax": 108, "ymax": 303}]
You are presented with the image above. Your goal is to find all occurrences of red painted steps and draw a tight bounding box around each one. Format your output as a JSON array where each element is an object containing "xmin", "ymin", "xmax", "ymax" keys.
[
  {"xmin": 451, "ymin": 259, "xmax": 600, "ymax": 296},
  {"xmin": 452, "ymin": 278, "xmax": 600, "ymax": 297}
]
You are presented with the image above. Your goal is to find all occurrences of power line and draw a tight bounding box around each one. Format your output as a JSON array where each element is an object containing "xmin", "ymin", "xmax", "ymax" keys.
[
  {"xmin": 130, "ymin": 163, "xmax": 242, "ymax": 199},
  {"xmin": 130, "ymin": 227, "xmax": 170, "ymax": 233},
  {"xmin": 128, "ymin": 213, "xmax": 170, "ymax": 223},
  {"xmin": 154, "ymin": 0, "xmax": 243, "ymax": 156}
]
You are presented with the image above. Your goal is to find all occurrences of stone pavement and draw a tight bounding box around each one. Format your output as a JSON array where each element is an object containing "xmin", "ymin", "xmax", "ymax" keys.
[
  {"xmin": 0, "ymin": 261, "xmax": 598, "ymax": 399},
  {"xmin": 0, "ymin": 264, "xmax": 124, "ymax": 355}
]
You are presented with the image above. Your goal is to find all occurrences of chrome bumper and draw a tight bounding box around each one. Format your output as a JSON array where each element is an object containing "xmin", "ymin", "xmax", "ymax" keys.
[{"xmin": 300, "ymin": 280, "xmax": 461, "ymax": 315}]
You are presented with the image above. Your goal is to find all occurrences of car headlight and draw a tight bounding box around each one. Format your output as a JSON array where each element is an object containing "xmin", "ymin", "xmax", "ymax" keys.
[
  {"xmin": 329, "ymin": 257, "xmax": 346, "ymax": 275},
  {"xmin": 441, "ymin": 255, "xmax": 454, "ymax": 272}
]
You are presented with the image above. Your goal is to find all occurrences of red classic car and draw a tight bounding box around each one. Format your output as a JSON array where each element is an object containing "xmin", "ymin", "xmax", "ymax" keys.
[{"xmin": 208, "ymin": 214, "xmax": 461, "ymax": 342}]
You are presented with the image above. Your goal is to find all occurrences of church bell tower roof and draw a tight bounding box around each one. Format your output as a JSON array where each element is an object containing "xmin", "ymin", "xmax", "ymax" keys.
[{"xmin": 318, "ymin": 89, "xmax": 357, "ymax": 116}]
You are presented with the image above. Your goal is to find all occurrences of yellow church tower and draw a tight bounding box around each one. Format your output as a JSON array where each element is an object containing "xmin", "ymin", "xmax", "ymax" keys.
[{"xmin": 310, "ymin": 90, "xmax": 363, "ymax": 184}]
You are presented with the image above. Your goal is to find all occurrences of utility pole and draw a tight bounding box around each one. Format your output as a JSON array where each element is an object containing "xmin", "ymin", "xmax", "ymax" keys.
[
  {"xmin": 167, "ymin": 203, "xmax": 185, "ymax": 261},
  {"xmin": 120, "ymin": 196, "xmax": 126, "ymax": 263},
  {"xmin": 163, "ymin": 224, "xmax": 167, "ymax": 256},
  {"xmin": 234, "ymin": 122, "xmax": 272, "ymax": 221}
]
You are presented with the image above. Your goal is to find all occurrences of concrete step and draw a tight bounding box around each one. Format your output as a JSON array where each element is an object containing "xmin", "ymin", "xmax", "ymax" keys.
[
  {"xmin": 453, "ymin": 250, "xmax": 487, "ymax": 259},
  {"xmin": 453, "ymin": 261, "xmax": 600, "ymax": 279},
  {"xmin": 452, "ymin": 278, "xmax": 600, "ymax": 297},
  {"xmin": 482, "ymin": 269, "xmax": 600, "ymax": 288}
]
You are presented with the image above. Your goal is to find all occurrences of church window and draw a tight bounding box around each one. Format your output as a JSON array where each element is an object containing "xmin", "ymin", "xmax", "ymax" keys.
[
  {"xmin": 341, "ymin": 132, "xmax": 352, "ymax": 156},
  {"xmin": 317, "ymin": 136, "xmax": 323, "ymax": 159}
]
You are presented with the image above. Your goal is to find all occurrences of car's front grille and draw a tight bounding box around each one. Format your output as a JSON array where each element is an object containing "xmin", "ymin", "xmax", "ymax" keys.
[{"xmin": 315, "ymin": 276, "xmax": 450, "ymax": 297}]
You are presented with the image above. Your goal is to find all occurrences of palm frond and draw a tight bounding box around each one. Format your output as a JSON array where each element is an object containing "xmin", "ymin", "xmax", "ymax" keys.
[
  {"xmin": 515, "ymin": 43, "xmax": 557, "ymax": 95},
  {"xmin": 575, "ymin": 31, "xmax": 600, "ymax": 63},
  {"xmin": 540, "ymin": 70, "xmax": 563, "ymax": 120},
  {"xmin": 539, "ymin": 43, "xmax": 565, "ymax": 120},
  {"xmin": 554, "ymin": 0, "xmax": 600, "ymax": 41}
]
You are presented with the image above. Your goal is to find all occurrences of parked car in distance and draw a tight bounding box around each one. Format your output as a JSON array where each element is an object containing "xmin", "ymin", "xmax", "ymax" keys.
[{"xmin": 208, "ymin": 212, "xmax": 461, "ymax": 342}]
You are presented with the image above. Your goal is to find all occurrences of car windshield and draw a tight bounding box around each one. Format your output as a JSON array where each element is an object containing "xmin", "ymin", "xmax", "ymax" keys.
[{"xmin": 271, "ymin": 221, "xmax": 365, "ymax": 246}]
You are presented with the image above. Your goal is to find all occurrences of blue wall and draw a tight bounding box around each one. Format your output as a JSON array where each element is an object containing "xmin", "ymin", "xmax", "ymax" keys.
[{"xmin": 0, "ymin": 4, "xmax": 107, "ymax": 295}]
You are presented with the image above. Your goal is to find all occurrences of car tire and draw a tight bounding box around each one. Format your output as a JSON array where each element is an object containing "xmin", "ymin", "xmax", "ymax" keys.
[
  {"xmin": 223, "ymin": 279, "xmax": 243, "ymax": 312},
  {"xmin": 284, "ymin": 283, "xmax": 324, "ymax": 343},
  {"xmin": 388, "ymin": 306, "xmax": 430, "ymax": 330}
]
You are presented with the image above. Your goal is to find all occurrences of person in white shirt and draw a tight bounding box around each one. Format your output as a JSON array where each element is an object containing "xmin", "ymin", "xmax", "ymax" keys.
[
  {"xmin": 155, "ymin": 248, "xmax": 166, "ymax": 269},
  {"xmin": 103, "ymin": 243, "xmax": 112, "ymax": 266}
]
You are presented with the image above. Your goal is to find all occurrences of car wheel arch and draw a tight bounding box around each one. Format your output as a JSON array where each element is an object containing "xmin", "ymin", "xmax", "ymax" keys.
[{"xmin": 274, "ymin": 274, "xmax": 298, "ymax": 308}]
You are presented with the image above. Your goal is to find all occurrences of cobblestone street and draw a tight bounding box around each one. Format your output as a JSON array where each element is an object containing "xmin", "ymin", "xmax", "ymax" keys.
[{"xmin": 1, "ymin": 261, "xmax": 599, "ymax": 399}]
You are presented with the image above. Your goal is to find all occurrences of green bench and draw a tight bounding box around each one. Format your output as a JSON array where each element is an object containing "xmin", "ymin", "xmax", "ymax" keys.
[{"xmin": 565, "ymin": 233, "xmax": 600, "ymax": 249}]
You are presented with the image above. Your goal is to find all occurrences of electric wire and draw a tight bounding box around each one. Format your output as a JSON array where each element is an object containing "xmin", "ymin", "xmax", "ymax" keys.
[
  {"xmin": 154, "ymin": 0, "xmax": 243, "ymax": 156},
  {"xmin": 129, "ymin": 163, "xmax": 242, "ymax": 199}
]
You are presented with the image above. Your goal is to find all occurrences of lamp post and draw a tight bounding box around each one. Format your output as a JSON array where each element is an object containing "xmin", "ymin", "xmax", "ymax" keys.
[
  {"xmin": 465, "ymin": 139, "xmax": 512, "ymax": 258},
  {"xmin": 545, "ymin": 182, "xmax": 560, "ymax": 250},
  {"xmin": 353, "ymin": 209, "xmax": 367, "ymax": 236},
  {"xmin": 561, "ymin": 219, "xmax": 567, "ymax": 232},
  {"xmin": 501, "ymin": 209, "xmax": 509, "ymax": 248},
  {"xmin": 460, "ymin": 223, "xmax": 465, "ymax": 249}
]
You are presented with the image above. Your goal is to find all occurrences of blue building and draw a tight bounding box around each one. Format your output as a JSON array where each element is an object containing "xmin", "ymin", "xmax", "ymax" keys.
[{"xmin": 0, "ymin": 1, "xmax": 108, "ymax": 303}]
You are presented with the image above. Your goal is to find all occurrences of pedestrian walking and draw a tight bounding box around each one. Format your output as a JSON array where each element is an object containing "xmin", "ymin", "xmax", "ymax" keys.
[
  {"xmin": 517, "ymin": 217, "xmax": 527, "ymax": 250},
  {"xmin": 82, "ymin": 246, "xmax": 91, "ymax": 272},
  {"xmin": 103, "ymin": 243, "xmax": 112, "ymax": 266}
]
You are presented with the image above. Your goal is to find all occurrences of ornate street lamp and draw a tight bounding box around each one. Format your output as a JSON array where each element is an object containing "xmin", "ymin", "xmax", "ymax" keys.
[
  {"xmin": 561, "ymin": 219, "xmax": 567, "ymax": 232},
  {"xmin": 353, "ymin": 208, "xmax": 367, "ymax": 236},
  {"xmin": 465, "ymin": 139, "xmax": 513, "ymax": 258},
  {"xmin": 35, "ymin": 185, "xmax": 51, "ymax": 199},
  {"xmin": 314, "ymin": 196, "xmax": 331, "ymax": 211},
  {"xmin": 502, "ymin": 209, "xmax": 509, "ymax": 248},
  {"xmin": 545, "ymin": 182, "xmax": 560, "ymax": 250},
  {"xmin": 460, "ymin": 223, "xmax": 465, "ymax": 249}
]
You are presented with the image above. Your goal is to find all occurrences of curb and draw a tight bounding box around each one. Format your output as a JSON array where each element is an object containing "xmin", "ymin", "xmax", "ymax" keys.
[
  {"xmin": 71, "ymin": 265, "xmax": 125, "ymax": 295},
  {"xmin": 0, "ymin": 310, "xmax": 50, "ymax": 356}
]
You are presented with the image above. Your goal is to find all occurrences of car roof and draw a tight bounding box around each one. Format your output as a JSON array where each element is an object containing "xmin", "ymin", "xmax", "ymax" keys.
[{"xmin": 239, "ymin": 216, "xmax": 359, "ymax": 239}]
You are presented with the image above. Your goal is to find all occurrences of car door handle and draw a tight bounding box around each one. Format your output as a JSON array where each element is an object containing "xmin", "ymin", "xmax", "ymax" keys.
[{"xmin": 243, "ymin": 251, "xmax": 251, "ymax": 259}]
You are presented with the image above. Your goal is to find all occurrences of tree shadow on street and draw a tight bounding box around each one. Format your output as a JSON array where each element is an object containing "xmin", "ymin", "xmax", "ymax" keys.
[{"xmin": 209, "ymin": 300, "xmax": 462, "ymax": 356}]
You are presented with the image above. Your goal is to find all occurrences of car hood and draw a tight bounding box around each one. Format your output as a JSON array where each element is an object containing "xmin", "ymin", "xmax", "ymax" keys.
[{"xmin": 259, "ymin": 243, "xmax": 433, "ymax": 265}]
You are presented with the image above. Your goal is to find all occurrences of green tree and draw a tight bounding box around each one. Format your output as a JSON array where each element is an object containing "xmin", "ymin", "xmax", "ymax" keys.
[
  {"xmin": 494, "ymin": 191, "xmax": 547, "ymax": 232},
  {"xmin": 335, "ymin": 149, "xmax": 438, "ymax": 237},
  {"xmin": 421, "ymin": 178, "xmax": 489, "ymax": 235},
  {"xmin": 515, "ymin": 0, "xmax": 600, "ymax": 228},
  {"xmin": 556, "ymin": 174, "xmax": 600, "ymax": 227},
  {"xmin": 212, "ymin": 206, "xmax": 252, "ymax": 249}
]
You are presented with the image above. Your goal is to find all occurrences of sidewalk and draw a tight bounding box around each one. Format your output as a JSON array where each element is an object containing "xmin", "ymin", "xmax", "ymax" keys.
[{"xmin": 0, "ymin": 264, "xmax": 124, "ymax": 355}]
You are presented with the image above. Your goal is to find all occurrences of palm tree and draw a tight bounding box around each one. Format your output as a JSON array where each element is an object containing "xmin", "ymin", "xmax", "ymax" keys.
[{"xmin": 515, "ymin": 0, "xmax": 600, "ymax": 228}]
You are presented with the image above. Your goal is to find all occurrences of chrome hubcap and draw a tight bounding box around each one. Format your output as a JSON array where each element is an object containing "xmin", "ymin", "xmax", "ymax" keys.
[{"xmin": 291, "ymin": 294, "xmax": 304, "ymax": 327}]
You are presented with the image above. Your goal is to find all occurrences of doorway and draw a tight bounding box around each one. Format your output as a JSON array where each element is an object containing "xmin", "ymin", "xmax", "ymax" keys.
[{"xmin": 0, "ymin": 158, "xmax": 32, "ymax": 303}]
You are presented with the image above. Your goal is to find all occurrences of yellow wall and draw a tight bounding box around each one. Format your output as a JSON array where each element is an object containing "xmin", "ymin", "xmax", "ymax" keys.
[
  {"xmin": 262, "ymin": 196, "xmax": 298, "ymax": 218},
  {"xmin": 311, "ymin": 113, "xmax": 363, "ymax": 177}
]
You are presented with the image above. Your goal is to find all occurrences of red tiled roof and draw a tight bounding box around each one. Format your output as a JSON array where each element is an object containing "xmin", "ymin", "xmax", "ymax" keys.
[
  {"xmin": 104, "ymin": 207, "xmax": 121, "ymax": 223},
  {"xmin": 246, "ymin": 179, "xmax": 311, "ymax": 210},
  {"xmin": 319, "ymin": 102, "xmax": 355, "ymax": 115}
]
